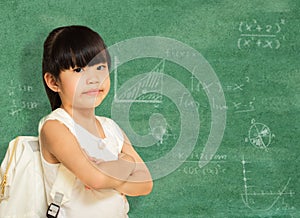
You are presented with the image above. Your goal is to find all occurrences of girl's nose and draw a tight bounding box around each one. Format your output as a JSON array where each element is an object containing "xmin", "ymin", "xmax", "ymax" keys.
[
  {"xmin": 87, "ymin": 76, "xmax": 99, "ymax": 84},
  {"xmin": 85, "ymin": 68, "xmax": 100, "ymax": 84},
  {"xmin": 85, "ymin": 68, "xmax": 109, "ymax": 85}
]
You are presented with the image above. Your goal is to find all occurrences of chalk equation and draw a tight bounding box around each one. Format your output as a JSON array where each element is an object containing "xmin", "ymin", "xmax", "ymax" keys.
[
  {"xmin": 177, "ymin": 151, "xmax": 228, "ymax": 176},
  {"xmin": 245, "ymin": 119, "xmax": 275, "ymax": 150},
  {"xmin": 238, "ymin": 19, "xmax": 286, "ymax": 50},
  {"xmin": 8, "ymin": 80, "xmax": 39, "ymax": 116},
  {"xmin": 177, "ymin": 152, "xmax": 227, "ymax": 176},
  {"xmin": 241, "ymin": 156, "xmax": 295, "ymax": 212},
  {"xmin": 191, "ymin": 75, "xmax": 255, "ymax": 113},
  {"xmin": 180, "ymin": 163, "xmax": 226, "ymax": 176}
]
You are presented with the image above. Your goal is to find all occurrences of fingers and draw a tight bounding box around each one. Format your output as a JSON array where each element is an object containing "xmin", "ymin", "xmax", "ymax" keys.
[
  {"xmin": 95, "ymin": 159, "xmax": 104, "ymax": 164},
  {"xmin": 82, "ymin": 148, "xmax": 104, "ymax": 164},
  {"xmin": 118, "ymin": 153, "xmax": 135, "ymax": 163}
]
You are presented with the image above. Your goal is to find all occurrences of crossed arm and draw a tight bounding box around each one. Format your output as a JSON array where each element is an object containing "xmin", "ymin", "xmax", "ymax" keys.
[
  {"xmin": 40, "ymin": 120, "xmax": 153, "ymax": 196},
  {"xmin": 111, "ymin": 133, "xmax": 153, "ymax": 196}
]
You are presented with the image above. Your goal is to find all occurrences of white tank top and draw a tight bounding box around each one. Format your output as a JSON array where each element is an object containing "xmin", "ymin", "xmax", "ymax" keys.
[{"xmin": 38, "ymin": 108, "xmax": 129, "ymax": 218}]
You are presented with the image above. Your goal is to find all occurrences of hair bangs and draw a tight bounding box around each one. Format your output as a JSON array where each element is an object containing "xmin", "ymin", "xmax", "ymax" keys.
[{"xmin": 52, "ymin": 27, "xmax": 109, "ymax": 72}]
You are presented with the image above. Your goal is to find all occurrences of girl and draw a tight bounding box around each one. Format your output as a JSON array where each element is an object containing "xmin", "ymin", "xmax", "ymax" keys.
[{"xmin": 39, "ymin": 25, "xmax": 153, "ymax": 217}]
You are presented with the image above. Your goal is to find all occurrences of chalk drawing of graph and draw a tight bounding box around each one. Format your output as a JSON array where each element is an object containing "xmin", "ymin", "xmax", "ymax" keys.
[
  {"xmin": 114, "ymin": 59, "xmax": 165, "ymax": 103},
  {"xmin": 241, "ymin": 156, "xmax": 294, "ymax": 211}
]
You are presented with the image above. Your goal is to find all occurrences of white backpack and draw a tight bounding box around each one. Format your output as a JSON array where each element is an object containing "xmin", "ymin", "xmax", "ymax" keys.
[{"xmin": 0, "ymin": 136, "xmax": 76, "ymax": 218}]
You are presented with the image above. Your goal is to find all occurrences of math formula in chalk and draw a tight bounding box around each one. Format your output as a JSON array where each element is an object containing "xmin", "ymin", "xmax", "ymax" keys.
[
  {"xmin": 177, "ymin": 152, "xmax": 227, "ymax": 176},
  {"xmin": 238, "ymin": 19, "xmax": 286, "ymax": 50},
  {"xmin": 8, "ymin": 80, "xmax": 39, "ymax": 116}
]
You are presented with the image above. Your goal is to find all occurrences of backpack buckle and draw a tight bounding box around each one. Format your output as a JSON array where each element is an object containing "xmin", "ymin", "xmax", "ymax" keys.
[
  {"xmin": 46, "ymin": 203, "xmax": 60, "ymax": 218},
  {"xmin": 46, "ymin": 192, "xmax": 63, "ymax": 218}
]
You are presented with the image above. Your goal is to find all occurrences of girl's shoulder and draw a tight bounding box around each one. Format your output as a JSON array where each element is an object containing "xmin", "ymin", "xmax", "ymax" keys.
[{"xmin": 38, "ymin": 108, "xmax": 75, "ymax": 135}]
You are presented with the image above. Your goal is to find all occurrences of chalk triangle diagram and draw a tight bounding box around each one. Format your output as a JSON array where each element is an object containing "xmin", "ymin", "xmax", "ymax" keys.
[{"xmin": 116, "ymin": 59, "xmax": 165, "ymax": 103}]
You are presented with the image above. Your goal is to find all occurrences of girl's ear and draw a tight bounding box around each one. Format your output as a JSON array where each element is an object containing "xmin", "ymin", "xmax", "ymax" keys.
[{"xmin": 44, "ymin": 73, "xmax": 61, "ymax": 92}]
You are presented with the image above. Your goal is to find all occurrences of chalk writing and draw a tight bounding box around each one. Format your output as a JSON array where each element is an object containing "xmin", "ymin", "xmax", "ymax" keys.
[
  {"xmin": 233, "ymin": 97, "xmax": 256, "ymax": 114},
  {"xmin": 216, "ymin": 76, "xmax": 250, "ymax": 94},
  {"xmin": 179, "ymin": 92, "xmax": 199, "ymax": 110},
  {"xmin": 8, "ymin": 80, "xmax": 39, "ymax": 116},
  {"xmin": 180, "ymin": 163, "xmax": 226, "ymax": 176},
  {"xmin": 190, "ymin": 78, "xmax": 228, "ymax": 111},
  {"xmin": 212, "ymin": 97, "xmax": 228, "ymax": 111},
  {"xmin": 238, "ymin": 19, "xmax": 286, "ymax": 50},
  {"xmin": 225, "ymin": 77, "xmax": 256, "ymax": 113},
  {"xmin": 245, "ymin": 119, "xmax": 275, "ymax": 150},
  {"xmin": 176, "ymin": 152, "xmax": 228, "ymax": 176},
  {"xmin": 191, "ymin": 76, "xmax": 256, "ymax": 113},
  {"xmin": 189, "ymin": 152, "xmax": 227, "ymax": 162},
  {"xmin": 277, "ymin": 198, "xmax": 296, "ymax": 214}
]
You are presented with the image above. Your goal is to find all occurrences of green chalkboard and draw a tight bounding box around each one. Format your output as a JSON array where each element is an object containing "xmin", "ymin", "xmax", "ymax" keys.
[{"xmin": 0, "ymin": 0, "xmax": 299, "ymax": 217}]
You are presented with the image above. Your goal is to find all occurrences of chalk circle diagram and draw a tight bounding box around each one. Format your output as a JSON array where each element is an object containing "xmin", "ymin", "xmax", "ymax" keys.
[
  {"xmin": 246, "ymin": 119, "xmax": 274, "ymax": 149},
  {"xmin": 107, "ymin": 37, "xmax": 227, "ymax": 180}
]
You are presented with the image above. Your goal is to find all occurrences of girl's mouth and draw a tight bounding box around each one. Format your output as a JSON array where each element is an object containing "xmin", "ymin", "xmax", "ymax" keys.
[{"xmin": 83, "ymin": 89, "xmax": 103, "ymax": 96}]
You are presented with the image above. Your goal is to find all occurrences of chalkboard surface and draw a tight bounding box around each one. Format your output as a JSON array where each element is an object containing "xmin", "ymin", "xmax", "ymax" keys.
[{"xmin": 0, "ymin": 0, "xmax": 299, "ymax": 217}]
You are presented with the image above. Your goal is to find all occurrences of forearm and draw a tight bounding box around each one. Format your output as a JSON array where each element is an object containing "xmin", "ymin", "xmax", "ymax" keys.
[
  {"xmin": 89, "ymin": 154, "xmax": 136, "ymax": 189},
  {"xmin": 115, "ymin": 164, "xmax": 153, "ymax": 196},
  {"xmin": 112, "ymin": 131, "xmax": 153, "ymax": 196},
  {"xmin": 115, "ymin": 172, "xmax": 153, "ymax": 196}
]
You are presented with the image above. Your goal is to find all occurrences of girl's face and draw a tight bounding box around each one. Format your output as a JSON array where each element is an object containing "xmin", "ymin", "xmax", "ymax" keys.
[{"xmin": 57, "ymin": 62, "xmax": 110, "ymax": 110}]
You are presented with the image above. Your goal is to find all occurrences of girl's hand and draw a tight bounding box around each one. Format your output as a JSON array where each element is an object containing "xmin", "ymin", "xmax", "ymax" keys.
[
  {"xmin": 82, "ymin": 148, "xmax": 104, "ymax": 165},
  {"xmin": 118, "ymin": 153, "xmax": 136, "ymax": 175},
  {"xmin": 118, "ymin": 153, "xmax": 135, "ymax": 163}
]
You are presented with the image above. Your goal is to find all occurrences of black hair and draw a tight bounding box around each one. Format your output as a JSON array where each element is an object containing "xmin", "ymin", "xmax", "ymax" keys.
[{"xmin": 42, "ymin": 25, "xmax": 111, "ymax": 110}]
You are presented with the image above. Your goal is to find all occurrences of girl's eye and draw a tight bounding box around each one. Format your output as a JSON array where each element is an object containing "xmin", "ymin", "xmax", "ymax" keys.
[
  {"xmin": 97, "ymin": 65, "xmax": 106, "ymax": 71},
  {"xmin": 74, "ymin": 67, "xmax": 83, "ymax": 73}
]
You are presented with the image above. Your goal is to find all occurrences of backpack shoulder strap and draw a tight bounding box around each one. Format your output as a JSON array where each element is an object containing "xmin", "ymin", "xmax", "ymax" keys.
[
  {"xmin": 46, "ymin": 155, "xmax": 76, "ymax": 218},
  {"xmin": 50, "ymin": 164, "xmax": 76, "ymax": 206},
  {"xmin": 36, "ymin": 134, "xmax": 76, "ymax": 206}
]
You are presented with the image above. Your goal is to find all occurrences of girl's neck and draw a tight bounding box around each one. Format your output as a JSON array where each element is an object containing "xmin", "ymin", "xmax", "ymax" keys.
[
  {"xmin": 61, "ymin": 105, "xmax": 96, "ymax": 129},
  {"xmin": 61, "ymin": 105, "xmax": 101, "ymax": 137}
]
